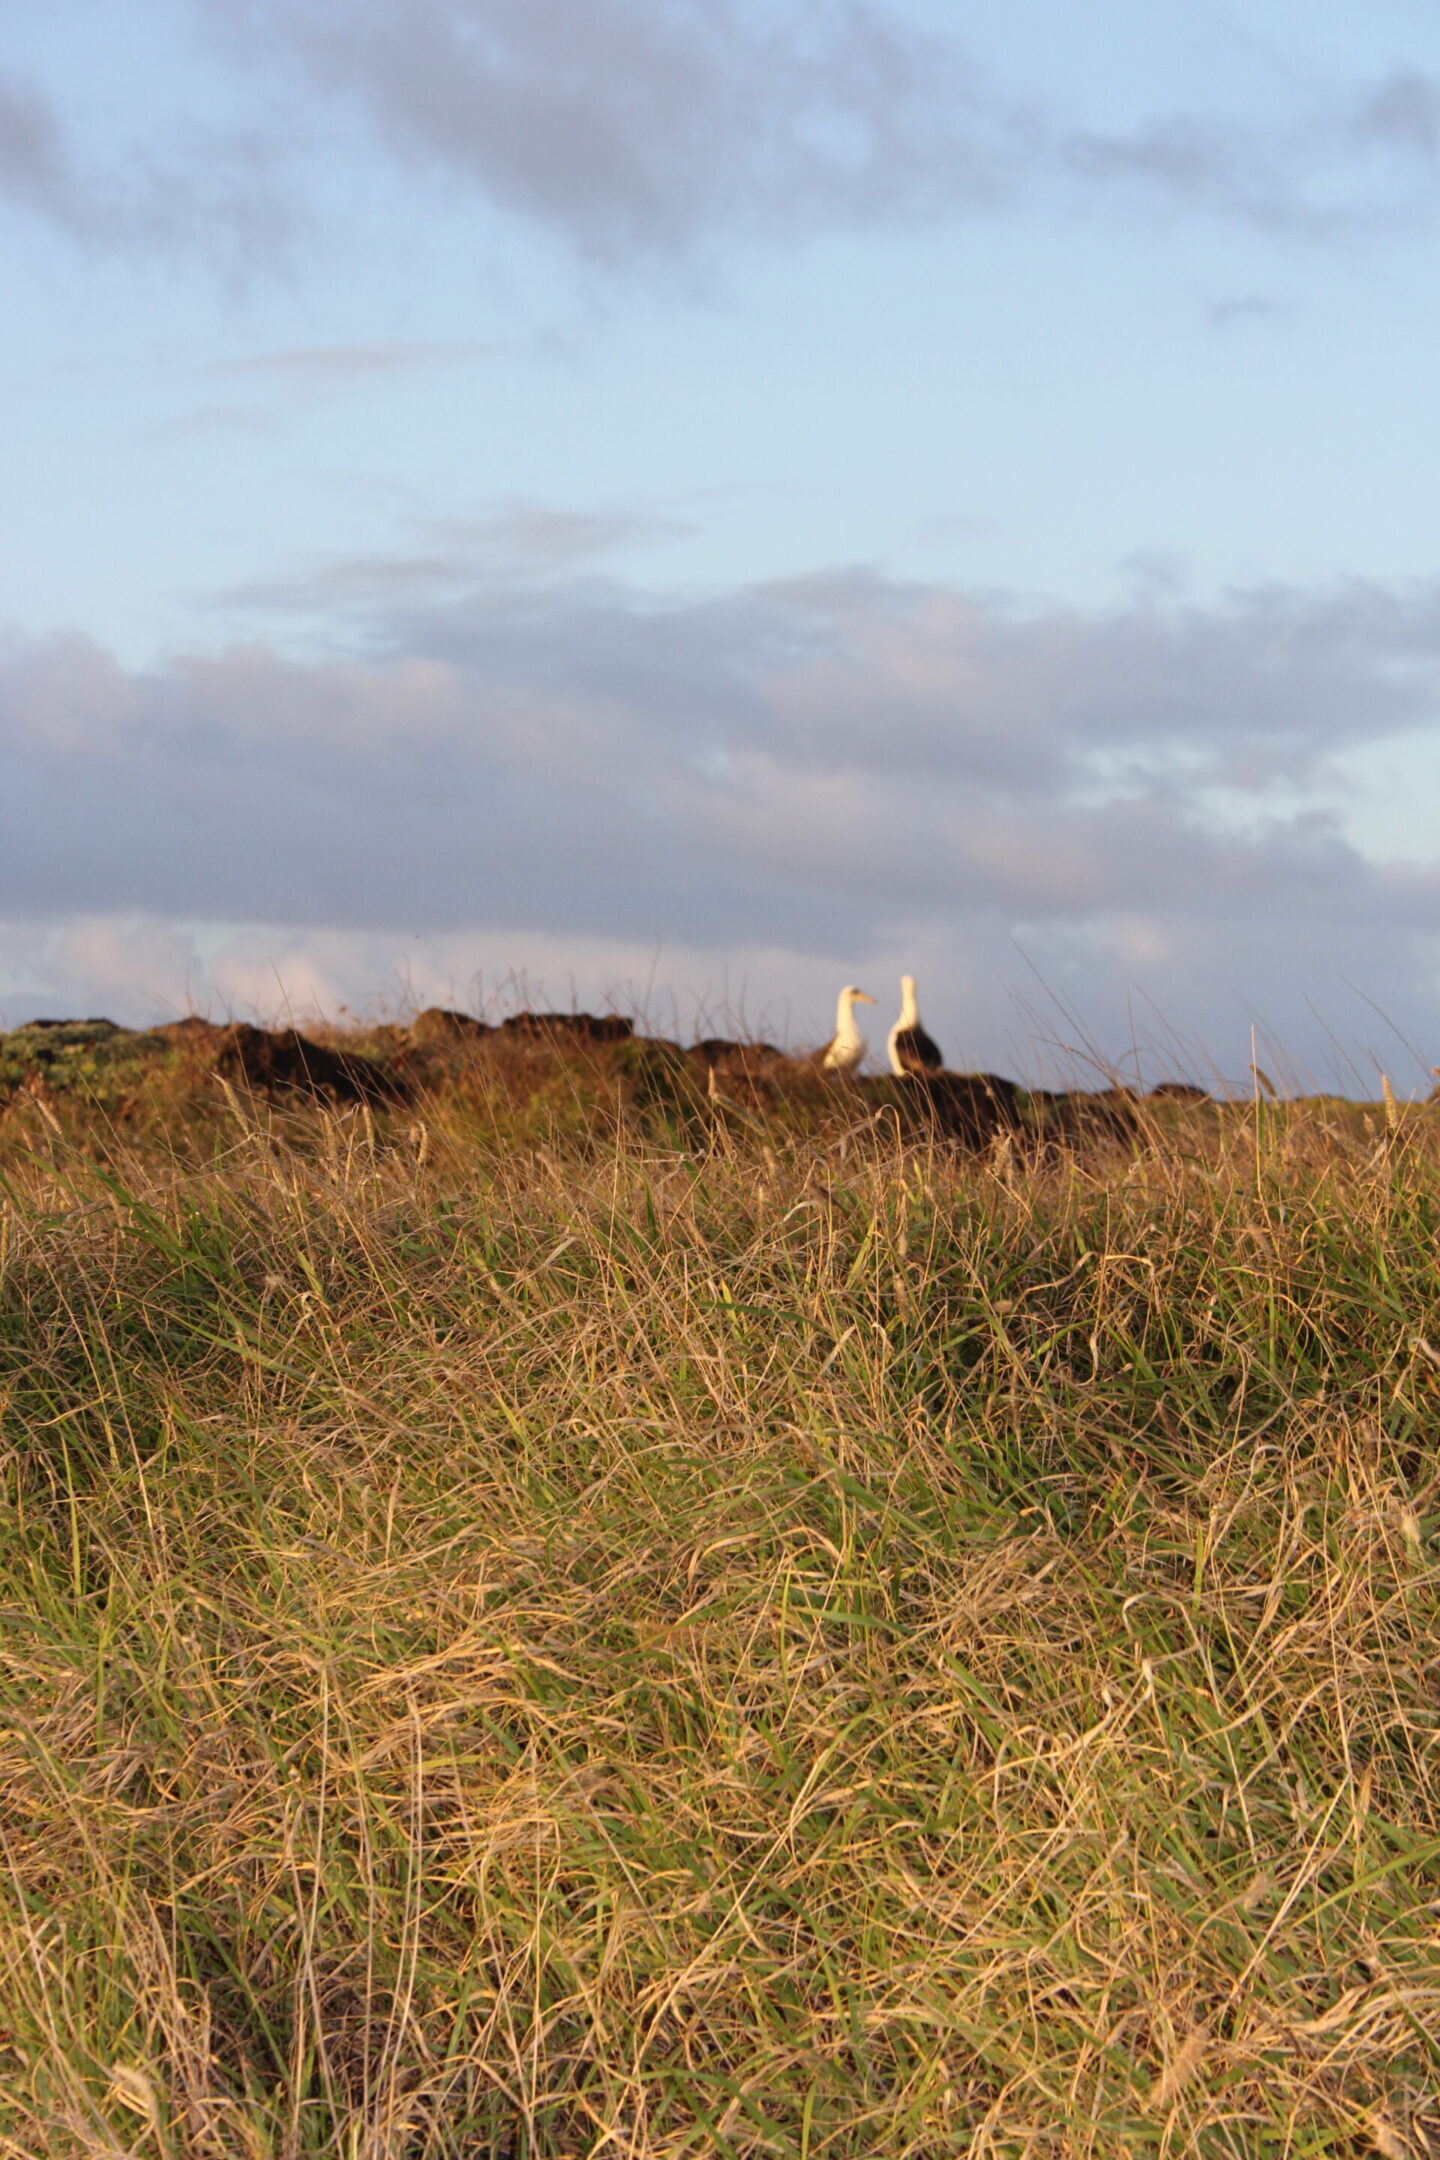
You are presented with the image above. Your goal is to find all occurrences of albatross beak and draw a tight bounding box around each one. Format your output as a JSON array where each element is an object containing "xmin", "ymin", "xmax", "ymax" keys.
[{"xmin": 855, "ymin": 992, "xmax": 876, "ymax": 1004}]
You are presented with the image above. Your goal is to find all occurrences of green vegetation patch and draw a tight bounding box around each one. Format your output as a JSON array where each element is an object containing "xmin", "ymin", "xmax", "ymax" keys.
[{"xmin": 0, "ymin": 1020, "xmax": 178, "ymax": 1114}]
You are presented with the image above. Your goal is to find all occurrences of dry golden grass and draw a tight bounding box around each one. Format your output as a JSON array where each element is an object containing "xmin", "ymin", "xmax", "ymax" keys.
[{"xmin": 1, "ymin": 1082, "xmax": 1438, "ymax": 2156}]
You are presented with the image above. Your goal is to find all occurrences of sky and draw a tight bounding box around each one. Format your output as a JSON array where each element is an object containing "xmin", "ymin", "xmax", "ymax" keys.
[{"xmin": 4, "ymin": 0, "xmax": 1440, "ymax": 1091}]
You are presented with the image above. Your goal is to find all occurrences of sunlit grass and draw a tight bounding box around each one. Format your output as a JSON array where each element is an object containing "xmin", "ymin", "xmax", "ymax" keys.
[{"xmin": 1, "ymin": 1085, "xmax": 1438, "ymax": 2155}]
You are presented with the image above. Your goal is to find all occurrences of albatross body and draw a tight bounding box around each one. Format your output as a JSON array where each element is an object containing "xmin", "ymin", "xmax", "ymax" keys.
[
  {"xmin": 821, "ymin": 985, "xmax": 875, "ymax": 1072},
  {"xmin": 887, "ymin": 975, "xmax": 944, "ymax": 1075}
]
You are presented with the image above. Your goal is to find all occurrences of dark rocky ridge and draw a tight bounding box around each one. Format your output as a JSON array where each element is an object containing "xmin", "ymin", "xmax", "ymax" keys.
[{"xmin": 0, "ymin": 1006, "xmax": 1217, "ymax": 1151}]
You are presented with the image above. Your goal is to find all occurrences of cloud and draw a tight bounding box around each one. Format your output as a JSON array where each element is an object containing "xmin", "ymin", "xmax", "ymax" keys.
[
  {"xmin": 1062, "ymin": 113, "xmax": 1315, "ymax": 233},
  {"xmin": 1060, "ymin": 75, "xmax": 1440, "ymax": 242},
  {"xmin": 1203, "ymin": 292, "xmax": 1288, "ymax": 331},
  {"xmin": 179, "ymin": 0, "xmax": 1440, "ymax": 266},
  {"xmin": 151, "ymin": 342, "xmax": 506, "ymax": 448},
  {"xmin": 193, "ymin": 0, "xmax": 1034, "ymax": 261},
  {"xmin": 0, "ymin": 914, "xmax": 829, "ymax": 1046},
  {"xmin": 0, "ymin": 68, "xmax": 79, "ymax": 228},
  {"xmin": 4, "ymin": 557, "xmax": 1440, "ymax": 1080},
  {"xmin": 9, "ymin": 4, "xmax": 1438, "ymax": 275},
  {"xmin": 0, "ymin": 59, "xmax": 293, "ymax": 266},
  {"xmin": 1352, "ymin": 68, "xmax": 1440, "ymax": 163},
  {"xmin": 204, "ymin": 501, "xmax": 694, "ymax": 615}
]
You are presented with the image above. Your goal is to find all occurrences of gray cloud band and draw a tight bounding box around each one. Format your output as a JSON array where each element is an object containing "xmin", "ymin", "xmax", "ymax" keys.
[
  {"xmin": 2, "ymin": 567, "xmax": 1437, "ymax": 955},
  {"xmin": 0, "ymin": 58, "xmax": 293, "ymax": 261},
  {"xmin": 9, "ymin": 5, "xmax": 1439, "ymax": 263}
]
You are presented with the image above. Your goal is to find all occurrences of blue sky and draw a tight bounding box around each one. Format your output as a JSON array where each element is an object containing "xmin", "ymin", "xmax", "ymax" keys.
[{"xmin": 3, "ymin": 0, "xmax": 1440, "ymax": 1088}]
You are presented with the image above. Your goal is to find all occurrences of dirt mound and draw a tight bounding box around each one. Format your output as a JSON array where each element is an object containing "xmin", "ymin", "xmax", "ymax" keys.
[
  {"xmin": 1032, "ymin": 1087, "xmax": 1143, "ymax": 1145},
  {"xmin": 686, "ymin": 1038, "xmax": 784, "ymax": 1068},
  {"xmin": 499, "ymin": 1011, "xmax": 634, "ymax": 1044},
  {"xmin": 410, "ymin": 1007, "xmax": 493, "ymax": 1046},
  {"xmin": 215, "ymin": 1024, "xmax": 405, "ymax": 1105},
  {"xmin": 859, "ymin": 1071, "xmax": 1025, "ymax": 1147},
  {"xmin": 1149, "ymin": 1080, "xmax": 1211, "ymax": 1102},
  {"xmin": 681, "ymin": 1041, "xmax": 800, "ymax": 1111},
  {"xmin": 154, "ymin": 1016, "xmax": 229, "ymax": 1042}
]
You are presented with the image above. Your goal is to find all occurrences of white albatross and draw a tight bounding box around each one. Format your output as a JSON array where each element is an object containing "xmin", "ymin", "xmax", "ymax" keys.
[
  {"xmin": 821, "ymin": 984, "xmax": 876, "ymax": 1072},
  {"xmin": 887, "ymin": 974, "xmax": 944, "ymax": 1076}
]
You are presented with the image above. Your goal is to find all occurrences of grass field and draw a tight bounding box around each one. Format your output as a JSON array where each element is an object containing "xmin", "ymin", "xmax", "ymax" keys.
[{"xmin": 1, "ymin": 1071, "xmax": 1438, "ymax": 2156}]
